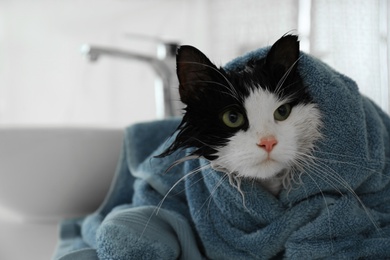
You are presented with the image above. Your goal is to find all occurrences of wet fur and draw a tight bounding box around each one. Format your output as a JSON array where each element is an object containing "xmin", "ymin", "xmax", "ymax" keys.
[
  {"xmin": 151, "ymin": 35, "xmax": 385, "ymax": 250},
  {"xmin": 159, "ymin": 35, "xmax": 322, "ymax": 195}
]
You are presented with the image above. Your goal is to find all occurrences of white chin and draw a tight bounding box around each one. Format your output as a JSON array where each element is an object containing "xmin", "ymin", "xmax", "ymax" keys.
[
  {"xmin": 236, "ymin": 161, "xmax": 285, "ymax": 180},
  {"xmin": 211, "ymin": 159, "xmax": 286, "ymax": 180}
]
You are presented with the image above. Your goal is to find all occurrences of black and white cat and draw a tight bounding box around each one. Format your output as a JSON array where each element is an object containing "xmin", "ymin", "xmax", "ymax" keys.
[{"xmin": 160, "ymin": 35, "xmax": 322, "ymax": 195}]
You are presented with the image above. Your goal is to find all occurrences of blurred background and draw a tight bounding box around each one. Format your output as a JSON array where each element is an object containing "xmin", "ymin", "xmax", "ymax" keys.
[
  {"xmin": 0, "ymin": 0, "xmax": 389, "ymax": 259},
  {"xmin": 1, "ymin": 0, "xmax": 389, "ymax": 127}
]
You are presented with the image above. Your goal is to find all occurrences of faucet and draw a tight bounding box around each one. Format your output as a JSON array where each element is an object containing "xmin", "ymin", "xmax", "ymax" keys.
[{"xmin": 80, "ymin": 41, "xmax": 181, "ymax": 118}]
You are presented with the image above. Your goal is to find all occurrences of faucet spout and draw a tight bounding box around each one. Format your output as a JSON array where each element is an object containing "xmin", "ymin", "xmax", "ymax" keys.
[
  {"xmin": 80, "ymin": 43, "xmax": 180, "ymax": 118},
  {"xmin": 81, "ymin": 44, "xmax": 155, "ymax": 63}
]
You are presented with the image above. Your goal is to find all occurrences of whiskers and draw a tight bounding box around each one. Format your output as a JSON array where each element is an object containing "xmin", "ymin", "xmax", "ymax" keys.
[
  {"xmin": 143, "ymin": 140, "xmax": 389, "ymax": 246},
  {"xmin": 162, "ymin": 154, "xmax": 200, "ymax": 174},
  {"xmin": 274, "ymin": 56, "xmax": 301, "ymax": 96},
  {"xmin": 140, "ymin": 151, "xmax": 247, "ymax": 240},
  {"xmin": 211, "ymin": 161, "xmax": 248, "ymax": 206},
  {"xmin": 291, "ymin": 148, "xmax": 389, "ymax": 234},
  {"xmin": 140, "ymin": 154, "xmax": 225, "ymax": 241}
]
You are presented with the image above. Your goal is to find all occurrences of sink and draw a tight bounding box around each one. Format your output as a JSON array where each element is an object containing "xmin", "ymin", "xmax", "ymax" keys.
[{"xmin": 0, "ymin": 126, "xmax": 123, "ymax": 223}]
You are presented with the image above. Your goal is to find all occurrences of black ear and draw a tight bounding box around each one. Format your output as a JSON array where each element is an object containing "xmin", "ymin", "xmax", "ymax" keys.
[
  {"xmin": 265, "ymin": 35, "xmax": 300, "ymax": 84},
  {"xmin": 176, "ymin": 45, "xmax": 220, "ymax": 104}
]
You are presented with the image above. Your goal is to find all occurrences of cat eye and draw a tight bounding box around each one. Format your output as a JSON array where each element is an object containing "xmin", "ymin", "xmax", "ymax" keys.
[
  {"xmin": 274, "ymin": 104, "xmax": 292, "ymax": 121},
  {"xmin": 221, "ymin": 108, "xmax": 245, "ymax": 128}
]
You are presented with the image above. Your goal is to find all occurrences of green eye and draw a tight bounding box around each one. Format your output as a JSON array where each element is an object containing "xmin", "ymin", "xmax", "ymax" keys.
[
  {"xmin": 274, "ymin": 104, "xmax": 292, "ymax": 121},
  {"xmin": 221, "ymin": 109, "xmax": 245, "ymax": 128}
]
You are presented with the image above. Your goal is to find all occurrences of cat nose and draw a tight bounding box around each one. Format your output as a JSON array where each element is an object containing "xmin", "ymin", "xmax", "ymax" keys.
[{"xmin": 257, "ymin": 136, "xmax": 278, "ymax": 152}]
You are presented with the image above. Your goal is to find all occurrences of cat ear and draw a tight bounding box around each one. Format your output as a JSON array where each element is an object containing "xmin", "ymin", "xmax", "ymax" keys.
[
  {"xmin": 176, "ymin": 45, "xmax": 220, "ymax": 104},
  {"xmin": 265, "ymin": 35, "xmax": 300, "ymax": 84}
]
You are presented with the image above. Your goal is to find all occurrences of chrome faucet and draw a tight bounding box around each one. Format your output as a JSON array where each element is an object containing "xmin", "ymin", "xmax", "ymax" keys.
[{"xmin": 80, "ymin": 41, "xmax": 181, "ymax": 118}]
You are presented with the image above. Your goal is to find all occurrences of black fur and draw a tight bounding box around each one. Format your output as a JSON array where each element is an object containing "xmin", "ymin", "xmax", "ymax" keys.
[{"xmin": 158, "ymin": 35, "xmax": 312, "ymax": 160}]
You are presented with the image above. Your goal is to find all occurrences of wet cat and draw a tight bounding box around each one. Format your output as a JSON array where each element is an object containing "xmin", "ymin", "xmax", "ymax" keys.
[{"xmin": 160, "ymin": 35, "xmax": 322, "ymax": 195}]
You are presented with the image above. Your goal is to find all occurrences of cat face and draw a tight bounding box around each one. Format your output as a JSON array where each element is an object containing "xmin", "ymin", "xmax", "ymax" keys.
[
  {"xmin": 212, "ymin": 88, "xmax": 321, "ymax": 181},
  {"xmin": 161, "ymin": 35, "xmax": 322, "ymax": 192}
]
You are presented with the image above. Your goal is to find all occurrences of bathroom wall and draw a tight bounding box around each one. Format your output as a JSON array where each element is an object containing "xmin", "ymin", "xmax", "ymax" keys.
[
  {"xmin": 1, "ymin": 1, "xmax": 389, "ymax": 259},
  {"xmin": 1, "ymin": 0, "xmax": 389, "ymax": 127},
  {"xmin": 0, "ymin": 0, "xmax": 300, "ymax": 127}
]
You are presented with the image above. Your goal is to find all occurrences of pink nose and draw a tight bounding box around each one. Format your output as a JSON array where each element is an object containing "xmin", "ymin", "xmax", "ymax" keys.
[{"xmin": 257, "ymin": 136, "xmax": 278, "ymax": 152}]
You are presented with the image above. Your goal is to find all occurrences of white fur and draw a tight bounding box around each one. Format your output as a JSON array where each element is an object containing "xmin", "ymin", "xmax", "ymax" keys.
[{"xmin": 211, "ymin": 88, "xmax": 322, "ymax": 195}]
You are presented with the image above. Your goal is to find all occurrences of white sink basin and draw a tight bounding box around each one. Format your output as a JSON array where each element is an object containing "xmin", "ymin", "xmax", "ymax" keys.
[{"xmin": 0, "ymin": 127, "xmax": 123, "ymax": 223}]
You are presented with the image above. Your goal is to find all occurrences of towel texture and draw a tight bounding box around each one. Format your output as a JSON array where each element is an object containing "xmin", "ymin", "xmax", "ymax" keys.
[{"xmin": 54, "ymin": 47, "xmax": 390, "ymax": 259}]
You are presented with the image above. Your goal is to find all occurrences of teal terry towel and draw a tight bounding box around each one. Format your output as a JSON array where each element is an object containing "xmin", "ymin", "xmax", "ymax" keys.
[{"xmin": 54, "ymin": 47, "xmax": 390, "ymax": 259}]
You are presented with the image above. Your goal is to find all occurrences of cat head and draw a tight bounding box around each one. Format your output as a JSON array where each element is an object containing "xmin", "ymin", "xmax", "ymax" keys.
[{"xmin": 161, "ymin": 35, "xmax": 322, "ymax": 187}]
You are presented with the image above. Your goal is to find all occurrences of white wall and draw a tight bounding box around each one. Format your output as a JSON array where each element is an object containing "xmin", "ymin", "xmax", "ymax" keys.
[
  {"xmin": 0, "ymin": 0, "xmax": 301, "ymax": 127},
  {"xmin": 1, "ymin": 1, "xmax": 389, "ymax": 127}
]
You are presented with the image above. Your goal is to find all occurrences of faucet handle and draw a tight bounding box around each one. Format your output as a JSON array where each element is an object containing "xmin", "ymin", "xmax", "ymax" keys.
[{"xmin": 157, "ymin": 42, "xmax": 179, "ymax": 60}]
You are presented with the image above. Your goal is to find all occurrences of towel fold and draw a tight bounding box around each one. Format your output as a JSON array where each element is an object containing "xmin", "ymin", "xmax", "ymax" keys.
[{"xmin": 54, "ymin": 47, "xmax": 390, "ymax": 259}]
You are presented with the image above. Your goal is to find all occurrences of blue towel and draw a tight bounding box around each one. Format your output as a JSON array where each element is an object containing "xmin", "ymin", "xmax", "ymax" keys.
[{"xmin": 54, "ymin": 48, "xmax": 390, "ymax": 259}]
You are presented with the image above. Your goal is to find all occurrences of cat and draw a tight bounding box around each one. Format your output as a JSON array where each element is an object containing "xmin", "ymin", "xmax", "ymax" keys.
[{"xmin": 159, "ymin": 35, "xmax": 322, "ymax": 195}]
